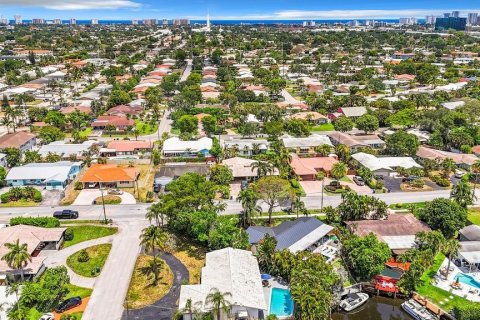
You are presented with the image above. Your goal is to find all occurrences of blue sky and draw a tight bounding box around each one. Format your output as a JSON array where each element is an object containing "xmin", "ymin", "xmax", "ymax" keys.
[{"xmin": 0, "ymin": 0, "xmax": 479, "ymax": 20}]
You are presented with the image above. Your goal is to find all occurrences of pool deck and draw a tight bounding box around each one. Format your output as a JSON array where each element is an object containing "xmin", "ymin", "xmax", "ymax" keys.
[
  {"xmin": 263, "ymin": 278, "xmax": 291, "ymax": 318},
  {"xmin": 432, "ymin": 258, "xmax": 480, "ymax": 303}
]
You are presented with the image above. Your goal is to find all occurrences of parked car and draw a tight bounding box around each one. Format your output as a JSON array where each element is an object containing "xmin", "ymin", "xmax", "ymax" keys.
[
  {"xmin": 55, "ymin": 296, "xmax": 82, "ymax": 313},
  {"xmin": 402, "ymin": 176, "xmax": 420, "ymax": 183},
  {"xmin": 53, "ymin": 210, "xmax": 79, "ymax": 219},
  {"xmin": 353, "ymin": 176, "xmax": 365, "ymax": 186},
  {"xmin": 39, "ymin": 313, "xmax": 54, "ymax": 320},
  {"xmin": 108, "ymin": 189, "xmax": 124, "ymax": 195},
  {"xmin": 454, "ymin": 170, "xmax": 466, "ymax": 178},
  {"xmin": 88, "ymin": 183, "xmax": 97, "ymax": 188},
  {"xmin": 153, "ymin": 184, "xmax": 161, "ymax": 193},
  {"xmin": 374, "ymin": 175, "xmax": 384, "ymax": 180}
]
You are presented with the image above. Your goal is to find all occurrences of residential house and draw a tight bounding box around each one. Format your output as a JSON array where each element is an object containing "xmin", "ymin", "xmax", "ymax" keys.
[
  {"xmin": 38, "ymin": 141, "xmax": 97, "ymax": 160},
  {"xmin": 106, "ymin": 105, "xmax": 143, "ymax": 117},
  {"xmin": 416, "ymin": 146, "xmax": 478, "ymax": 169},
  {"xmin": 0, "ymin": 132, "xmax": 36, "ymax": 153},
  {"xmin": 0, "ymin": 153, "xmax": 6, "ymax": 168},
  {"xmin": 222, "ymin": 157, "xmax": 278, "ymax": 181},
  {"xmin": 221, "ymin": 138, "xmax": 269, "ymax": 157},
  {"xmin": 337, "ymin": 107, "xmax": 367, "ymax": 119},
  {"xmin": 162, "ymin": 137, "xmax": 212, "ymax": 158},
  {"xmin": 290, "ymin": 156, "xmax": 338, "ymax": 180},
  {"xmin": 0, "ymin": 225, "xmax": 66, "ymax": 280},
  {"xmin": 289, "ymin": 111, "xmax": 329, "ymax": 125},
  {"xmin": 328, "ymin": 132, "xmax": 368, "ymax": 152},
  {"xmin": 6, "ymin": 161, "xmax": 81, "ymax": 190},
  {"xmin": 102, "ymin": 140, "xmax": 153, "ymax": 157},
  {"xmin": 91, "ymin": 116, "xmax": 135, "ymax": 131},
  {"xmin": 345, "ymin": 214, "xmax": 431, "ymax": 254},
  {"xmin": 282, "ymin": 134, "xmax": 333, "ymax": 154},
  {"xmin": 247, "ymin": 217, "xmax": 335, "ymax": 257},
  {"xmin": 352, "ymin": 152, "xmax": 422, "ymax": 177},
  {"xmin": 460, "ymin": 225, "xmax": 480, "ymax": 242},
  {"xmin": 80, "ymin": 164, "xmax": 139, "ymax": 188},
  {"xmin": 179, "ymin": 248, "xmax": 267, "ymax": 320}
]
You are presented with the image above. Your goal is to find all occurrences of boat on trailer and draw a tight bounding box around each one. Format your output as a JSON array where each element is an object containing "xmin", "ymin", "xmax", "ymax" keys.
[
  {"xmin": 401, "ymin": 299, "xmax": 440, "ymax": 320},
  {"xmin": 339, "ymin": 292, "xmax": 369, "ymax": 312}
]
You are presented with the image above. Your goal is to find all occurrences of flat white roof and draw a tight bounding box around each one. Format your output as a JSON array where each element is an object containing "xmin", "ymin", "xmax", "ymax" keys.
[{"xmin": 163, "ymin": 137, "xmax": 212, "ymax": 153}]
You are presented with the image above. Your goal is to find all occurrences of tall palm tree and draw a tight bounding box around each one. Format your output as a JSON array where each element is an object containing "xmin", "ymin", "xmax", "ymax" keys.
[
  {"xmin": 236, "ymin": 188, "xmax": 260, "ymax": 227},
  {"xmin": 441, "ymin": 158, "xmax": 456, "ymax": 178},
  {"xmin": 250, "ymin": 160, "xmax": 274, "ymax": 178},
  {"xmin": 145, "ymin": 202, "xmax": 165, "ymax": 227},
  {"xmin": 442, "ymin": 238, "xmax": 460, "ymax": 277},
  {"xmin": 315, "ymin": 144, "xmax": 332, "ymax": 157},
  {"xmin": 291, "ymin": 194, "xmax": 307, "ymax": 218},
  {"xmin": 1, "ymin": 239, "xmax": 32, "ymax": 282},
  {"xmin": 206, "ymin": 288, "xmax": 232, "ymax": 320},
  {"xmin": 450, "ymin": 180, "xmax": 476, "ymax": 208},
  {"xmin": 140, "ymin": 225, "xmax": 167, "ymax": 256},
  {"xmin": 331, "ymin": 162, "xmax": 348, "ymax": 181}
]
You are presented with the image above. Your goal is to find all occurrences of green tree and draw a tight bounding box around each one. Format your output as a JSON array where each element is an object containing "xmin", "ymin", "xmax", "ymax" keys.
[
  {"xmin": 256, "ymin": 234, "xmax": 277, "ymax": 273},
  {"xmin": 451, "ymin": 180, "xmax": 476, "ymax": 208},
  {"xmin": 420, "ymin": 198, "xmax": 467, "ymax": 239},
  {"xmin": 254, "ymin": 176, "xmax": 293, "ymax": 225},
  {"xmin": 250, "ymin": 160, "xmax": 274, "ymax": 178},
  {"xmin": 209, "ymin": 165, "xmax": 233, "ymax": 186},
  {"xmin": 39, "ymin": 126, "xmax": 66, "ymax": 143},
  {"xmin": 237, "ymin": 188, "xmax": 260, "ymax": 227},
  {"xmin": 1, "ymin": 239, "xmax": 31, "ymax": 282},
  {"xmin": 177, "ymin": 115, "xmax": 198, "ymax": 136},
  {"xmin": 331, "ymin": 162, "xmax": 348, "ymax": 180},
  {"xmin": 44, "ymin": 152, "xmax": 62, "ymax": 163},
  {"xmin": 206, "ymin": 288, "xmax": 232, "ymax": 320},
  {"xmin": 202, "ymin": 115, "xmax": 218, "ymax": 136},
  {"xmin": 4, "ymin": 148, "xmax": 21, "ymax": 167},
  {"xmin": 208, "ymin": 217, "xmax": 249, "ymax": 250},
  {"xmin": 284, "ymin": 119, "xmax": 310, "ymax": 137},
  {"xmin": 442, "ymin": 238, "xmax": 460, "ymax": 278},
  {"xmin": 356, "ymin": 114, "xmax": 379, "ymax": 134},
  {"xmin": 23, "ymin": 150, "xmax": 42, "ymax": 164},
  {"xmin": 333, "ymin": 116, "xmax": 354, "ymax": 132},
  {"xmin": 384, "ymin": 130, "xmax": 420, "ymax": 156},
  {"xmin": 107, "ymin": 89, "xmax": 132, "ymax": 107}
]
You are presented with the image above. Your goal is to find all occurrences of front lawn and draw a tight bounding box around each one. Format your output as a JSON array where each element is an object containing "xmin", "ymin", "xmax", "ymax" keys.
[
  {"xmin": 65, "ymin": 284, "xmax": 93, "ymax": 299},
  {"xmin": 126, "ymin": 254, "xmax": 173, "ymax": 309},
  {"xmin": 311, "ymin": 123, "xmax": 335, "ymax": 131},
  {"xmin": 416, "ymin": 253, "xmax": 477, "ymax": 312},
  {"xmin": 0, "ymin": 200, "xmax": 38, "ymax": 207},
  {"xmin": 67, "ymin": 244, "xmax": 112, "ymax": 277},
  {"xmin": 135, "ymin": 120, "xmax": 158, "ymax": 135},
  {"xmin": 63, "ymin": 225, "xmax": 118, "ymax": 248},
  {"xmin": 468, "ymin": 207, "xmax": 480, "ymax": 225},
  {"xmin": 94, "ymin": 195, "xmax": 122, "ymax": 205}
]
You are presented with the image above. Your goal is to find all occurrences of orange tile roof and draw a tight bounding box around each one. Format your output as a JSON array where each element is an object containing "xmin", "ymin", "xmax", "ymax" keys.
[
  {"xmin": 290, "ymin": 157, "xmax": 338, "ymax": 176},
  {"xmin": 81, "ymin": 164, "xmax": 138, "ymax": 183},
  {"xmin": 107, "ymin": 140, "xmax": 153, "ymax": 152}
]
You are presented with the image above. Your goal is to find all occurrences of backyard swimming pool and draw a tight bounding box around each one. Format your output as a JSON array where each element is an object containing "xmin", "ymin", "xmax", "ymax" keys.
[
  {"xmin": 456, "ymin": 273, "xmax": 480, "ymax": 289},
  {"xmin": 269, "ymin": 287, "xmax": 294, "ymax": 317}
]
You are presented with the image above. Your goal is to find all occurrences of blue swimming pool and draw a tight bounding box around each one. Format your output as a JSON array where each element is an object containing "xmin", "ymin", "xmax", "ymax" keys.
[
  {"xmin": 269, "ymin": 287, "xmax": 294, "ymax": 317},
  {"xmin": 456, "ymin": 273, "xmax": 480, "ymax": 289}
]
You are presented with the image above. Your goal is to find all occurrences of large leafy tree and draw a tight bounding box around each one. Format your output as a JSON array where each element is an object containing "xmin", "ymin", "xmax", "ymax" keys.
[
  {"xmin": 419, "ymin": 198, "xmax": 467, "ymax": 239},
  {"xmin": 384, "ymin": 130, "xmax": 420, "ymax": 156},
  {"xmin": 209, "ymin": 165, "xmax": 233, "ymax": 186},
  {"xmin": 331, "ymin": 162, "xmax": 348, "ymax": 180},
  {"xmin": 356, "ymin": 114, "xmax": 379, "ymax": 134},
  {"xmin": 39, "ymin": 126, "xmax": 66, "ymax": 143},
  {"xmin": 337, "ymin": 191, "xmax": 388, "ymax": 221},
  {"xmin": 254, "ymin": 176, "xmax": 294, "ymax": 225},
  {"xmin": 342, "ymin": 233, "xmax": 391, "ymax": 281},
  {"xmin": 333, "ymin": 116, "xmax": 354, "ymax": 132}
]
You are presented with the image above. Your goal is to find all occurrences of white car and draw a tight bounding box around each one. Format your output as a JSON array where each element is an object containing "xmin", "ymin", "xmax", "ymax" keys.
[{"xmin": 39, "ymin": 313, "xmax": 54, "ymax": 320}]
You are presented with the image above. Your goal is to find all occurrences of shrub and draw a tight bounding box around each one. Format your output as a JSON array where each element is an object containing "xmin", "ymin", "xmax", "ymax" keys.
[
  {"xmin": 431, "ymin": 175, "xmax": 450, "ymax": 187},
  {"xmin": 33, "ymin": 190, "xmax": 42, "ymax": 202},
  {"xmin": 0, "ymin": 192, "xmax": 10, "ymax": 203},
  {"xmin": 316, "ymin": 171, "xmax": 325, "ymax": 181},
  {"xmin": 411, "ymin": 179, "xmax": 425, "ymax": 188},
  {"xmin": 77, "ymin": 249, "xmax": 90, "ymax": 263},
  {"xmin": 64, "ymin": 228, "xmax": 74, "ymax": 241},
  {"xmin": 454, "ymin": 304, "xmax": 480, "ymax": 320},
  {"xmin": 10, "ymin": 217, "xmax": 60, "ymax": 228},
  {"xmin": 145, "ymin": 191, "xmax": 155, "ymax": 203},
  {"xmin": 74, "ymin": 181, "xmax": 83, "ymax": 190}
]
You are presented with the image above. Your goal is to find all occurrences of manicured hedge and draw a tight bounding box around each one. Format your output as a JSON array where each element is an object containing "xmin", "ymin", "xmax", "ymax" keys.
[{"xmin": 10, "ymin": 217, "xmax": 60, "ymax": 228}]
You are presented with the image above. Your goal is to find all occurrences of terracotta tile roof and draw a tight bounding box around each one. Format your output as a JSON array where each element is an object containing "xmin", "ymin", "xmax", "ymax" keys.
[
  {"xmin": 81, "ymin": 164, "xmax": 139, "ymax": 183},
  {"xmin": 91, "ymin": 116, "xmax": 134, "ymax": 128},
  {"xmin": 291, "ymin": 157, "xmax": 338, "ymax": 176},
  {"xmin": 60, "ymin": 106, "xmax": 92, "ymax": 114},
  {"xmin": 106, "ymin": 105, "xmax": 143, "ymax": 116},
  {"xmin": 107, "ymin": 140, "xmax": 153, "ymax": 152},
  {"xmin": 345, "ymin": 214, "xmax": 430, "ymax": 237},
  {"xmin": 0, "ymin": 131, "xmax": 35, "ymax": 149}
]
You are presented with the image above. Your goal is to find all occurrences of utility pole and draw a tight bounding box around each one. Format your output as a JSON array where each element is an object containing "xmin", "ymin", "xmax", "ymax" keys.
[{"xmin": 99, "ymin": 182, "xmax": 108, "ymax": 224}]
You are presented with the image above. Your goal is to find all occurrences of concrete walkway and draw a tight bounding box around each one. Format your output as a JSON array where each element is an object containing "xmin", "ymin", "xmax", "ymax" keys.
[
  {"xmin": 121, "ymin": 252, "xmax": 189, "ymax": 320},
  {"xmin": 73, "ymin": 189, "xmax": 137, "ymax": 206},
  {"xmin": 43, "ymin": 234, "xmax": 117, "ymax": 289},
  {"xmin": 83, "ymin": 220, "xmax": 147, "ymax": 320}
]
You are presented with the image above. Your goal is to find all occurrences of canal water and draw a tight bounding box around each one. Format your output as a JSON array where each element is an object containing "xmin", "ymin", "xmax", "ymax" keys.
[{"xmin": 332, "ymin": 296, "xmax": 412, "ymax": 320}]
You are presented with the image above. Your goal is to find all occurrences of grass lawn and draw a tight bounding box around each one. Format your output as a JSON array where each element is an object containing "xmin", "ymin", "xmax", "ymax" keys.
[
  {"xmin": 170, "ymin": 128, "xmax": 180, "ymax": 135},
  {"xmin": 94, "ymin": 195, "xmax": 122, "ymax": 205},
  {"xmin": 120, "ymin": 164, "xmax": 155, "ymax": 201},
  {"xmin": 468, "ymin": 207, "xmax": 480, "ymax": 225},
  {"xmin": 65, "ymin": 284, "xmax": 93, "ymax": 299},
  {"xmin": 311, "ymin": 123, "xmax": 335, "ymax": 131},
  {"xmin": 166, "ymin": 233, "xmax": 206, "ymax": 284},
  {"xmin": 0, "ymin": 200, "xmax": 38, "ymax": 207},
  {"xmin": 67, "ymin": 244, "xmax": 112, "ymax": 277},
  {"xmin": 388, "ymin": 202, "xmax": 427, "ymax": 211},
  {"xmin": 79, "ymin": 128, "xmax": 93, "ymax": 139},
  {"xmin": 340, "ymin": 176, "xmax": 352, "ymax": 183},
  {"xmin": 135, "ymin": 120, "xmax": 158, "ymax": 135},
  {"xmin": 63, "ymin": 225, "xmax": 118, "ymax": 248},
  {"xmin": 126, "ymin": 255, "xmax": 173, "ymax": 309},
  {"xmin": 416, "ymin": 253, "xmax": 477, "ymax": 312}
]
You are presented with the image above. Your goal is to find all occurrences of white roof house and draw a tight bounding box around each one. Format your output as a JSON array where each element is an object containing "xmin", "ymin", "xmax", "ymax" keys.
[
  {"xmin": 222, "ymin": 157, "xmax": 279, "ymax": 179},
  {"xmin": 162, "ymin": 137, "xmax": 212, "ymax": 157},
  {"xmin": 340, "ymin": 107, "xmax": 367, "ymax": 118},
  {"xmin": 38, "ymin": 141, "xmax": 96, "ymax": 159},
  {"xmin": 352, "ymin": 152, "xmax": 422, "ymax": 176},
  {"xmin": 441, "ymin": 100, "xmax": 465, "ymax": 110},
  {"xmin": 179, "ymin": 248, "xmax": 267, "ymax": 319},
  {"xmin": 282, "ymin": 134, "xmax": 333, "ymax": 149}
]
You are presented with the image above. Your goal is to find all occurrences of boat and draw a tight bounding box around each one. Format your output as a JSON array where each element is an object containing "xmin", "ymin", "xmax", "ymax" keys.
[
  {"xmin": 401, "ymin": 299, "xmax": 440, "ymax": 320},
  {"xmin": 339, "ymin": 292, "xmax": 369, "ymax": 312}
]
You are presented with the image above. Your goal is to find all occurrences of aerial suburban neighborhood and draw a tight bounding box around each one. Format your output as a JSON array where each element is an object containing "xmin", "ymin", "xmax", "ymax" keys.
[{"xmin": 0, "ymin": 2, "xmax": 479, "ymax": 320}]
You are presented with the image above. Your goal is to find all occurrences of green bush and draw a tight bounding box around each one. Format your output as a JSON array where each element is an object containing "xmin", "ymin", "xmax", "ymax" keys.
[
  {"xmin": 454, "ymin": 304, "xmax": 480, "ymax": 320},
  {"xmin": 431, "ymin": 175, "xmax": 450, "ymax": 187},
  {"xmin": 10, "ymin": 217, "xmax": 60, "ymax": 228},
  {"xmin": 77, "ymin": 249, "xmax": 90, "ymax": 263},
  {"xmin": 34, "ymin": 190, "xmax": 42, "ymax": 202},
  {"xmin": 412, "ymin": 179, "xmax": 425, "ymax": 188},
  {"xmin": 64, "ymin": 228, "xmax": 74, "ymax": 241},
  {"xmin": 0, "ymin": 192, "xmax": 10, "ymax": 203}
]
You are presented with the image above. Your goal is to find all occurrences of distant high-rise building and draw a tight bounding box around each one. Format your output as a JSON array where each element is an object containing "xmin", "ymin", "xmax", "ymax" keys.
[
  {"xmin": 53, "ymin": 19, "xmax": 62, "ymax": 25},
  {"xmin": 0, "ymin": 17, "xmax": 8, "ymax": 25},
  {"xmin": 70, "ymin": 18, "xmax": 76, "ymax": 25},
  {"xmin": 143, "ymin": 19, "xmax": 158, "ymax": 26},
  {"xmin": 14, "ymin": 15, "xmax": 22, "ymax": 25},
  {"xmin": 425, "ymin": 16, "xmax": 437, "ymax": 25},
  {"xmin": 435, "ymin": 17, "xmax": 467, "ymax": 31},
  {"xmin": 348, "ymin": 20, "xmax": 359, "ymax": 27},
  {"xmin": 452, "ymin": 11, "xmax": 461, "ymax": 18},
  {"xmin": 468, "ymin": 13, "xmax": 479, "ymax": 25},
  {"xmin": 399, "ymin": 17, "xmax": 418, "ymax": 26},
  {"xmin": 173, "ymin": 19, "xmax": 190, "ymax": 26},
  {"xmin": 31, "ymin": 18, "xmax": 45, "ymax": 24},
  {"xmin": 444, "ymin": 13, "xmax": 451, "ymax": 18},
  {"xmin": 303, "ymin": 21, "xmax": 316, "ymax": 27},
  {"xmin": 131, "ymin": 19, "xmax": 138, "ymax": 25},
  {"xmin": 91, "ymin": 19, "xmax": 99, "ymax": 25},
  {"xmin": 162, "ymin": 19, "xmax": 169, "ymax": 25}
]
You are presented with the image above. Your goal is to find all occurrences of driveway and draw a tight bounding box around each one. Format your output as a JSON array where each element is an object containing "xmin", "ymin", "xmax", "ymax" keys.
[
  {"xmin": 41, "ymin": 190, "xmax": 63, "ymax": 206},
  {"xmin": 122, "ymin": 252, "xmax": 189, "ymax": 320},
  {"xmin": 73, "ymin": 189, "xmax": 136, "ymax": 206},
  {"xmin": 383, "ymin": 177, "xmax": 403, "ymax": 192},
  {"xmin": 229, "ymin": 182, "xmax": 241, "ymax": 200}
]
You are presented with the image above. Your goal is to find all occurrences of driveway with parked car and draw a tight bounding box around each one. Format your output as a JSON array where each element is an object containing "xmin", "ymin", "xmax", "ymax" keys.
[{"xmin": 73, "ymin": 189, "xmax": 136, "ymax": 205}]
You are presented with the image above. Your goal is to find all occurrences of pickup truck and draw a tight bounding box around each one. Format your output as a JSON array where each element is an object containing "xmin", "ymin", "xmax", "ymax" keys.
[{"xmin": 53, "ymin": 210, "xmax": 79, "ymax": 219}]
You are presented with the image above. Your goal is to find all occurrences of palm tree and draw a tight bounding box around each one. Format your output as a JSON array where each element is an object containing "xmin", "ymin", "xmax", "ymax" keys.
[
  {"xmin": 331, "ymin": 161, "xmax": 348, "ymax": 181},
  {"xmin": 1, "ymin": 239, "xmax": 32, "ymax": 282},
  {"xmin": 315, "ymin": 144, "xmax": 332, "ymax": 157},
  {"xmin": 146, "ymin": 202, "xmax": 165, "ymax": 227},
  {"xmin": 140, "ymin": 225, "xmax": 167, "ymax": 256},
  {"xmin": 291, "ymin": 194, "xmax": 307, "ymax": 217},
  {"xmin": 256, "ymin": 234, "xmax": 277, "ymax": 273},
  {"xmin": 140, "ymin": 254, "xmax": 164, "ymax": 285},
  {"xmin": 206, "ymin": 288, "xmax": 232, "ymax": 320},
  {"xmin": 450, "ymin": 180, "xmax": 476, "ymax": 208},
  {"xmin": 236, "ymin": 188, "xmax": 260, "ymax": 227},
  {"xmin": 471, "ymin": 159, "xmax": 480, "ymax": 189},
  {"xmin": 250, "ymin": 160, "xmax": 274, "ymax": 178},
  {"xmin": 441, "ymin": 158, "xmax": 456, "ymax": 178},
  {"xmin": 442, "ymin": 238, "xmax": 460, "ymax": 277}
]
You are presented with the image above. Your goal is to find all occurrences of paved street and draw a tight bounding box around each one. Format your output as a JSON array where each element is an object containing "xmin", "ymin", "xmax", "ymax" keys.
[{"xmin": 281, "ymin": 88, "xmax": 301, "ymax": 104}]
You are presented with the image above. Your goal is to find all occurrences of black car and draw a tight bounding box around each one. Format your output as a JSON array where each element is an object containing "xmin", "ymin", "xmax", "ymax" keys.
[
  {"xmin": 53, "ymin": 210, "xmax": 79, "ymax": 219},
  {"xmin": 402, "ymin": 176, "xmax": 420, "ymax": 183},
  {"xmin": 55, "ymin": 296, "xmax": 82, "ymax": 313}
]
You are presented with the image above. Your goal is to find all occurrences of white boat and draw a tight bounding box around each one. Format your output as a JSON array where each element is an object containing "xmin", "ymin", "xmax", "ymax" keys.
[
  {"xmin": 339, "ymin": 293, "xmax": 369, "ymax": 312},
  {"xmin": 401, "ymin": 299, "xmax": 440, "ymax": 320}
]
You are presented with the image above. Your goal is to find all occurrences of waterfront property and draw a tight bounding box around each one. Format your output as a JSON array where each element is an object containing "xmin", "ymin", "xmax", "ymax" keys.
[
  {"xmin": 5, "ymin": 161, "xmax": 82, "ymax": 190},
  {"xmin": 162, "ymin": 137, "xmax": 212, "ymax": 158},
  {"xmin": 178, "ymin": 248, "xmax": 268, "ymax": 320}
]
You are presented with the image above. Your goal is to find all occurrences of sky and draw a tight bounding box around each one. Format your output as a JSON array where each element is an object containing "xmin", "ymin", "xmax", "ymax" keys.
[{"xmin": 0, "ymin": 0, "xmax": 479, "ymax": 20}]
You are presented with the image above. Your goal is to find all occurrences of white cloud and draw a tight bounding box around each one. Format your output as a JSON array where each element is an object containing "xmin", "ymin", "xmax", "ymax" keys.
[
  {"xmin": 0, "ymin": 0, "xmax": 141, "ymax": 10},
  {"xmin": 196, "ymin": 9, "xmax": 480, "ymax": 20}
]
